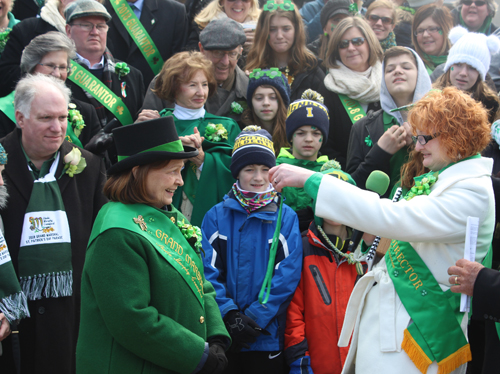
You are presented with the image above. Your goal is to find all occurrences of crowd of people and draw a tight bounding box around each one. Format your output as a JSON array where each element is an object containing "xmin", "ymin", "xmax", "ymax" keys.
[{"xmin": 0, "ymin": 0, "xmax": 499, "ymax": 373}]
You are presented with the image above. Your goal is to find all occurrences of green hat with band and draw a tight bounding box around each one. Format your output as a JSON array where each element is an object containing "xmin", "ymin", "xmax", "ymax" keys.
[{"xmin": 107, "ymin": 116, "xmax": 199, "ymax": 175}]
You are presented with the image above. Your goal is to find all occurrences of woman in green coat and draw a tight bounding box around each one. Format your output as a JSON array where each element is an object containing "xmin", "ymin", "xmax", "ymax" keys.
[
  {"xmin": 137, "ymin": 51, "xmax": 241, "ymax": 226},
  {"xmin": 76, "ymin": 116, "xmax": 230, "ymax": 374}
]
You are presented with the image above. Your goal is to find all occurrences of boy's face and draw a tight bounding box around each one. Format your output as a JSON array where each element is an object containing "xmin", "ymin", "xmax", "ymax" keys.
[
  {"xmin": 291, "ymin": 125, "xmax": 323, "ymax": 161},
  {"xmin": 237, "ymin": 164, "xmax": 270, "ymax": 192}
]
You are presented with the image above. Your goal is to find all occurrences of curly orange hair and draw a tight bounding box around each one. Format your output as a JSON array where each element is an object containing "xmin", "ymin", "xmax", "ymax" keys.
[{"xmin": 400, "ymin": 86, "xmax": 491, "ymax": 188}]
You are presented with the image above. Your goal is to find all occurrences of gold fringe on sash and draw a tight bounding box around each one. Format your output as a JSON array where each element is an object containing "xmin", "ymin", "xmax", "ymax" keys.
[
  {"xmin": 402, "ymin": 329, "xmax": 472, "ymax": 374},
  {"xmin": 437, "ymin": 344, "xmax": 471, "ymax": 374},
  {"xmin": 402, "ymin": 329, "xmax": 433, "ymax": 374}
]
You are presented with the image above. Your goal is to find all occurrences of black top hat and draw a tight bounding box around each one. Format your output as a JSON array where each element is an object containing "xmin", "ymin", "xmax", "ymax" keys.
[{"xmin": 107, "ymin": 116, "xmax": 199, "ymax": 175}]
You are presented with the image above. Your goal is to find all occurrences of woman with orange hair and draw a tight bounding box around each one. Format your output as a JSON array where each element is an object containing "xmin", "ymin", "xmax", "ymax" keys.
[{"xmin": 269, "ymin": 86, "xmax": 495, "ymax": 374}]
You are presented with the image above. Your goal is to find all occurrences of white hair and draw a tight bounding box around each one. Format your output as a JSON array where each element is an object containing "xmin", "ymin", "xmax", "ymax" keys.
[{"xmin": 14, "ymin": 74, "xmax": 72, "ymax": 124}]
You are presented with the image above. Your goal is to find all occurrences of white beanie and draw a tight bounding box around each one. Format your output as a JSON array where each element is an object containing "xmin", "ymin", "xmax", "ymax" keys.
[{"xmin": 444, "ymin": 26, "xmax": 500, "ymax": 80}]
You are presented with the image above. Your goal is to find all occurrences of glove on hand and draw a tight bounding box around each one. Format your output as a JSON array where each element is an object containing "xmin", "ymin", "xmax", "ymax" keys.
[
  {"xmin": 289, "ymin": 356, "xmax": 314, "ymax": 374},
  {"xmin": 84, "ymin": 118, "xmax": 120, "ymax": 156},
  {"xmin": 223, "ymin": 310, "xmax": 265, "ymax": 351},
  {"xmin": 198, "ymin": 340, "xmax": 228, "ymax": 374}
]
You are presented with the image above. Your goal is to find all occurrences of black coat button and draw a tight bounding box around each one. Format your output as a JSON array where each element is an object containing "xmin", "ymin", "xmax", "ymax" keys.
[{"xmin": 38, "ymin": 307, "xmax": 45, "ymax": 315}]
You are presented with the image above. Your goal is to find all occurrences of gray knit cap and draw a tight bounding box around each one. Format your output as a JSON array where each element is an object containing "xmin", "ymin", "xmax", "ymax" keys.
[
  {"xmin": 65, "ymin": 0, "xmax": 112, "ymax": 23},
  {"xmin": 320, "ymin": 0, "xmax": 351, "ymax": 30},
  {"xmin": 200, "ymin": 18, "xmax": 246, "ymax": 51}
]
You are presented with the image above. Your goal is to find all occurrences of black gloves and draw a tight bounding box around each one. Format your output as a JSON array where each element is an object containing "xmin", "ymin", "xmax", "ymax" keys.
[
  {"xmin": 84, "ymin": 118, "xmax": 120, "ymax": 156},
  {"xmin": 198, "ymin": 339, "xmax": 228, "ymax": 374},
  {"xmin": 223, "ymin": 310, "xmax": 269, "ymax": 352}
]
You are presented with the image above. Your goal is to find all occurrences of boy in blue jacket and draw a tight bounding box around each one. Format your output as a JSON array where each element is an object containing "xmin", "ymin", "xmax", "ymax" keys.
[{"xmin": 201, "ymin": 126, "xmax": 303, "ymax": 374}]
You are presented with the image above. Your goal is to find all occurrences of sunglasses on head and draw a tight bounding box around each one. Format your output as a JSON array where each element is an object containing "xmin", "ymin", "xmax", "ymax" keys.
[
  {"xmin": 462, "ymin": 0, "xmax": 486, "ymax": 6},
  {"xmin": 338, "ymin": 37, "xmax": 365, "ymax": 49},
  {"xmin": 367, "ymin": 14, "xmax": 393, "ymax": 25}
]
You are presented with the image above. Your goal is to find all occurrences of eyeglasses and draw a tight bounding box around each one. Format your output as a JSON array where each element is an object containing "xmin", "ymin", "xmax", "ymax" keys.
[
  {"xmin": 37, "ymin": 63, "xmax": 71, "ymax": 73},
  {"xmin": 414, "ymin": 26, "xmax": 442, "ymax": 36},
  {"xmin": 209, "ymin": 50, "xmax": 240, "ymax": 60},
  {"xmin": 338, "ymin": 37, "xmax": 365, "ymax": 49},
  {"xmin": 462, "ymin": 0, "xmax": 486, "ymax": 6},
  {"xmin": 71, "ymin": 22, "xmax": 109, "ymax": 33},
  {"xmin": 367, "ymin": 14, "xmax": 393, "ymax": 25},
  {"xmin": 226, "ymin": 0, "xmax": 251, "ymax": 2},
  {"xmin": 412, "ymin": 134, "xmax": 435, "ymax": 145}
]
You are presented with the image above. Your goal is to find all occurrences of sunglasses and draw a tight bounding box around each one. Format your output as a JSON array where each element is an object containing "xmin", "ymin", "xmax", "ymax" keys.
[
  {"xmin": 412, "ymin": 134, "xmax": 435, "ymax": 145},
  {"xmin": 367, "ymin": 14, "xmax": 393, "ymax": 25},
  {"xmin": 462, "ymin": 0, "xmax": 486, "ymax": 6},
  {"xmin": 338, "ymin": 37, "xmax": 365, "ymax": 49}
]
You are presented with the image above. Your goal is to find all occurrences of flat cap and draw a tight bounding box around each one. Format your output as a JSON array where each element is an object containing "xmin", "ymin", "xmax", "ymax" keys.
[
  {"xmin": 65, "ymin": 0, "xmax": 112, "ymax": 23},
  {"xmin": 320, "ymin": 0, "xmax": 351, "ymax": 30},
  {"xmin": 200, "ymin": 18, "xmax": 246, "ymax": 51}
]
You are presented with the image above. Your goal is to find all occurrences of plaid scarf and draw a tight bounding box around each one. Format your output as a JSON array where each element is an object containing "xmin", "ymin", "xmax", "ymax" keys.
[
  {"xmin": 232, "ymin": 181, "xmax": 277, "ymax": 213},
  {"xmin": 73, "ymin": 50, "xmax": 117, "ymax": 127}
]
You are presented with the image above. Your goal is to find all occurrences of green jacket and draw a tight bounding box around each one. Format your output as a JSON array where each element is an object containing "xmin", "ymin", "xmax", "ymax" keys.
[
  {"xmin": 76, "ymin": 202, "xmax": 229, "ymax": 374},
  {"xmin": 276, "ymin": 148, "xmax": 329, "ymax": 211},
  {"xmin": 161, "ymin": 110, "xmax": 241, "ymax": 226}
]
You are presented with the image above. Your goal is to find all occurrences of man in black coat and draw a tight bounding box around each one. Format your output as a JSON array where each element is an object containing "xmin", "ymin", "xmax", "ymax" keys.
[
  {"xmin": 65, "ymin": 0, "xmax": 145, "ymax": 127},
  {"xmin": 0, "ymin": 74, "xmax": 107, "ymax": 373},
  {"xmin": 104, "ymin": 0, "xmax": 188, "ymax": 86}
]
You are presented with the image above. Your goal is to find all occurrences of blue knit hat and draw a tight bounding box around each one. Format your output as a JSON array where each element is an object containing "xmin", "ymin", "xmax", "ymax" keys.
[
  {"xmin": 286, "ymin": 89, "xmax": 330, "ymax": 142},
  {"xmin": 247, "ymin": 68, "xmax": 291, "ymax": 109},
  {"xmin": 230, "ymin": 126, "xmax": 276, "ymax": 178}
]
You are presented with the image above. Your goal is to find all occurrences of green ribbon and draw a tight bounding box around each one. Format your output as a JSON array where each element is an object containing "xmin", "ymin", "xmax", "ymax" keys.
[
  {"xmin": 338, "ymin": 94, "xmax": 367, "ymax": 124},
  {"xmin": 110, "ymin": 0, "xmax": 165, "ymax": 75},
  {"xmin": 0, "ymin": 91, "xmax": 16, "ymax": 124},
  {"xmin": 67, "ymin": 61, "xmax": 134, "ymax": 126},
  {"xmin": 117, "ymin": 139, "xmax": 184, "ymax": 161},
  {"xmin": 89, "ymin": 202, "xmax": 205, "ymax": 307},
  {"xmin": 386, "ymin": 240, "xmax": 470, "ymax": 372}
]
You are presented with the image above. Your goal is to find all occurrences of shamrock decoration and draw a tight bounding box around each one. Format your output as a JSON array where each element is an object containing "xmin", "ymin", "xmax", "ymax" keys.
[
  {"xmin": 263, "ymin": 0, "xmax": 294, "ymax": 11},
  {"xmin": 404, "ymin": 172, "xmax": 438, "ymax": 201},
  {"xmin": 349, "ymin": 2, "xmax": 358, "ymax": 14},
  {"xmin": 204, "ymin": 123, "xmax": 228, "ymax": 142},
  {"xmin": 364, "ymin": 135, "xmax": 373, "ymax": 147},
  {"xmin": 177, "ymin": 219, "xmax": 203, "ymax": 253},
  {"xmin": 115, "ymin": 62, "xmax": 130, "ymax": 80},
  {"xmin": 230, "ymin": 102, "xmax": 244, "ymax": 114}
]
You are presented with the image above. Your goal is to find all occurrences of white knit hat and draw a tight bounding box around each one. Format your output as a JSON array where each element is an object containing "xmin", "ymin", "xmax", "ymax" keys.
[{"xmin": 444, "ymin": 26, "xmax": 500, "ymax": 80}]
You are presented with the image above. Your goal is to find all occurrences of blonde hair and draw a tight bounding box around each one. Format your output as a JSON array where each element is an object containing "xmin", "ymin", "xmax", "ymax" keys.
[
  {"xmin": 365, "ymin": 0, "xmax": 399, "ymax": 26},
  {"xmin": 194, "ymin": 0, "xmax": 261, "ymax": 29},
  {"xmin": 325, "ymin": 17, "xmax": 383, "ymax": 69},
  {"xmin": 246, "ymin": 0, "xmax": 317, "ymax": 75}
]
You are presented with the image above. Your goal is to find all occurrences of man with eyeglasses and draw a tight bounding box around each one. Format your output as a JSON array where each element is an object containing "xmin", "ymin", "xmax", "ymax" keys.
[
  {"xmin": 140, "ymin": 18, "xmax": 249, "ymax": 126},
  {"xmin": 450, "ymin": 0, "xmax": 497, "ymax": 35},
  {"xmin": 64, "ymin": 0, "xmax": 145, "ymax": 128}
]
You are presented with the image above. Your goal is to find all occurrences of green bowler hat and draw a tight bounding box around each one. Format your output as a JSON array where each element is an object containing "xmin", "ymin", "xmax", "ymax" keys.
[{"xmin": 107, "ymin": 116, "xmax": 199, "ymax": 175}]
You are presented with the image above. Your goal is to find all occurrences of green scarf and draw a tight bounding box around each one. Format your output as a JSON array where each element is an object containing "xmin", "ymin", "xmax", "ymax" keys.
[
  {"xmin": 0, "ymin": 230, "xmax": 30, "ymax": 321},
  {"xmin": 423, "ymin": 53, "xmax": 448, "ymax": 74},
  {"xmin": 459, "ymin": 12, "xmax": 493, "ymax": 35},
  {"xmin": 18, "ymin": 152, "xmax": 73, "ymax": 300},
  {"xmin": 379, "ymin": 31, "xmax": 397, "ymax": 52}
]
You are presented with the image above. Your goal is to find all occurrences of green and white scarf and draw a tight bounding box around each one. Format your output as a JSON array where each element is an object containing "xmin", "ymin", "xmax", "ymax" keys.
[
  {"xmin": 0, "ymin": 230, "xmax": 30, "ymax": 321},
  {"xmin": 19, "ymin": 152, "xmax": 73, "ymax": 300}
]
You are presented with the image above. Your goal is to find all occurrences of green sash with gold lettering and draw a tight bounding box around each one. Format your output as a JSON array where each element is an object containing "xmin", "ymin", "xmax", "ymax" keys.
[
  {"xmin": 338, "ymin": 94, "xmax": 367, "ymax": 124},
  {"xmin": 67, "ymin": 61, "xmax": 134, "ymax": 126},
  {"xmin": 386, "ymin": 240, "xmax": 471, "ymax": 374},
  {"xmin": 110, "ymin": 0, "xmax": 164, "ymax": 75},
  {"xmin": 88, "ymin": 202, "xmax": 205, "ymax": 306}
]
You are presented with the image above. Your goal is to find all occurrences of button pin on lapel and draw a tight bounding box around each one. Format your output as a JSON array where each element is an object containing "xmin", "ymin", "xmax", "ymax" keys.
[{"xmin": 151, "ymin": 19, "xmax": 155, "ymax": 25}]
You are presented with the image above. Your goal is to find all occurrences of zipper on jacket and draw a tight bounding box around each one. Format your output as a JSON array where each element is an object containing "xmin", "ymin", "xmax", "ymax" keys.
[{"xmin": 309, "ymin": 265, "xmax": 332, "ymax": 305}]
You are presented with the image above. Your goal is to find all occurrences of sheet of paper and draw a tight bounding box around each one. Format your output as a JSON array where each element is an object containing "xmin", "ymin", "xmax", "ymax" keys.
[{"xmin": 460, "ymin": 217, "xmax": 479, "ymax": 312}]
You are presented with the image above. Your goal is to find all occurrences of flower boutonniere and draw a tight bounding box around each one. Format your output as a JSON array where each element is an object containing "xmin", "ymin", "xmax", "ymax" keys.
[
  {"xmin": 63, "ymin": 148, "xmax": 87, "ymax": 177},
  {"xmin": 115, "ymin": 62, "xmax": 130, "ymax": 80},
  {"xmin": 68, "ymin": 103, "xmax": 86, "ymax": 138},
  {"xmin": 204, "ymin": 123, "xmax": 228, "ymax": 142},
  {"xmin": 177, "ymin": 219, "xmax": 203, "ymax": 254},
  {"xmin": 230, "ymin": 101, "xmax": 247, "ymax": 114}
]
